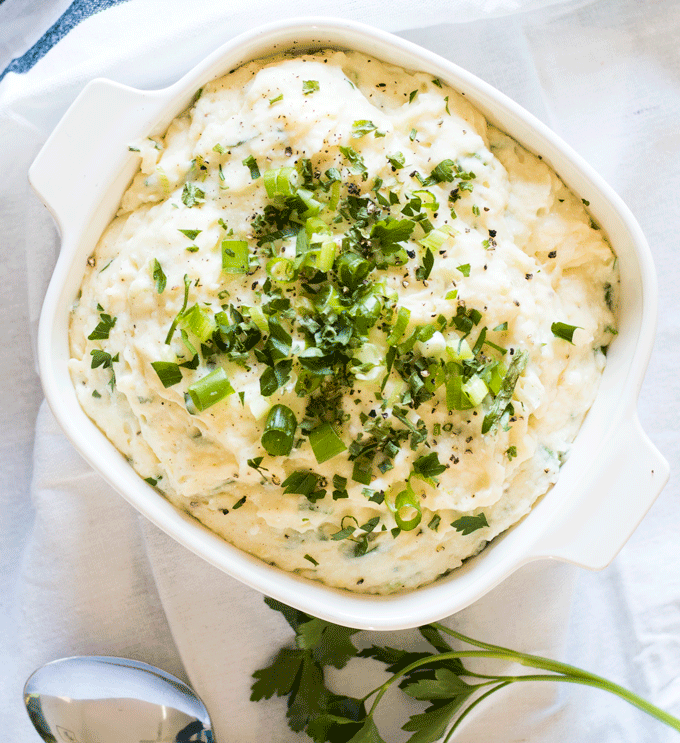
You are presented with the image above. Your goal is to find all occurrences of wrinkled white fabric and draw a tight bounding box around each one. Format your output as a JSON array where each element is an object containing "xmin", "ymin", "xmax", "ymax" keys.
[{"xmin": 1, "ymin": 1, "xmax": 679, "ymax": 740}]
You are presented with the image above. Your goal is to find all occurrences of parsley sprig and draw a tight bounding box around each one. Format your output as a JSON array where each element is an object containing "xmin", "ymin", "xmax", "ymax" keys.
[{"xmin": 253, "ymin": 598, "xmax": 680, "ymax": 742}]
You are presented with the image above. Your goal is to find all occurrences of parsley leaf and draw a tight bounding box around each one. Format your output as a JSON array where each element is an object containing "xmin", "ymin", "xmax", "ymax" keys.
[
  {"xmin": 415, "ymin": 247, "xmax": 434, "ymax": 281},
  {"xmin": 181, "ymin": 182, "xmax": 205, "ymax": 207},
  {"xmin": 152, "ymin": 259, "xmax": 167, "ymax": 294},
  {"xmin": 352, "ymin": 120, "xmax": 378, "ymax": 138},
  {"xmin": 451, "ymin": 512, "xmax": 488, "ymax": 535},
  {"xmin": 87, "ymin": 311, "xmax": 116, "ymax": 340},
  {"xmin": 413, "ymin": 452, "xmax": 447, "ymax": 479},
  {"xmin": 339, "ymin": 146, "xmax": 368, "ymax": 180}
]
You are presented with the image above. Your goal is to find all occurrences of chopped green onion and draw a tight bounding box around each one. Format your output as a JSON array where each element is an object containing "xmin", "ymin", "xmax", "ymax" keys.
[
  {"xmin": 329, "ymin": 180, "xmax": 341, "ymax": 211},
  {"xmin": 151, "ymin": 361, "xmax": 182, "ymax": 388},
  {"xmin": 269, "ymin": 94, "xmax": 283, "ymax": 105},
  {"xmin": 264, "ymin": 167, "xmax": 299, "ymax": 199},
  {"xmin": 308, "ymin": 423, "xmax": 347, "ymax": 464},
  {"xmin": 482, "ymin": 350, "xmax": 529, "ymax": 434},
  {"xmin": 179, "ymin": 304, "xmax": 215, "ymax": 343},
  {"xmin": 336, "ymin": 252, "xmax": 372, "ymax": 289},
  {"xmin": 302, "ymin": 80, "xmax": 320, "ymax": 95},
  {"xmin": 187, "ymin": 367, "xmax": 234, "ymax": 411},
  {"xmin": 412, "ymin": 190, "xmax": 439, "ymax": 211},
  {"xmin": 305, "ymin": 216, "xmax": 331, "ymax": 238},
  {"xmin": 393, "ymin": 484, "xmax": 422, "ymax": 531},
  {"xmin": 462, "ymin": 375, "xmax": 488, "ymax": 406},
  {"xmin": 387, "ymin": 306, "xmax": 411, "ymax": 345},
  {"xmin": 262, "ymin": 404, "xmax": 297, "ymax": 456},
  {"xmin": 266, "ymin": 256, "xmax": 298, "ymax": 283},
  {"xmin": 456, "ymin": 263, "xmax": 471, "ymax": 277},
  {"xmin": 551, "ymin": 321, "xmax": 580, "ymax": 344},
  {"xmin": 316, "ymin": 240, "xmax": 336, "ymax": 272},
  {"xmin": 246, "ymin": 305, "xmax": 269, "ymax": 334},
  {"xmin": 419, "ymin": 227, "xmax": 450, "ymax": 251},
  {"xmin": 221, "ymin": 239, "xmax": 249, "ymax": 274},
  {"xmin": 296, "ymin": 188, "xmax": 322, "ymax": 216},
  {"xmin": 178, "ymin": 229, "xmax": 202, "ymax": 240},
  {"xmin": 242, "ymin": 155, "xmax": 260, "ymax": 180}
]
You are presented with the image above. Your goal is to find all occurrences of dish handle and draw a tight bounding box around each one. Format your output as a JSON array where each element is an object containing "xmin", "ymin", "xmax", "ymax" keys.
[
  {"xmin": 28, "ymin": 78, "xmax": 150, "ymax": 237},
  {"xmin": 531, "ymin": 414, "xmax": 669, "ymax": 570}
]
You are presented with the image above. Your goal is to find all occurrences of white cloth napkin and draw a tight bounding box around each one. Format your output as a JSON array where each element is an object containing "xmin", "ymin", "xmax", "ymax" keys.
[{"xmin": 2, "ymin": 1, "xmax": 680, "ymax": 740}]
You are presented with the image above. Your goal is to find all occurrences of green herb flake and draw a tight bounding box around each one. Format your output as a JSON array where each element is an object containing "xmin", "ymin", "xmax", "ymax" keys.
[
  {"xmin": 87, "ymin": 311, "xmax": 116, "ymax": 341},
  {"xmin": 151, "ymin": 361, "xmax": 182, "ymax": 388},
  {"xmin": 269, "ymin": 93, "xmax": 284, "ymax": 105},
  {"xmin": 387, "ymin": 151, "xmax": 405, "ymax": 170},
  {"xmin": 242, "ymin": 155, "xmax": 261, "ymax": 180},
  {"xmin": 351, "ymin": 120, "xmax": 378, "ymax": 138},
  {"xmin": 456, "ymin": 263, "xmax": 470, "ymax": 277},
  {"xmin": 303, "ymin": 554, "xmax": 319, "ymax": 566},
  {"xmin": 178, "ymin": 229, "xmax": 202, "ymax": 240},
  {"xmin": 181, "ymin": 182, "xmax": 205, "ymax": 208},
  {"xmin": 451, "ymin": 512, "xmax": 489, "ymax": 535},
  {"xmin": 152, "ymin": 259, "xmax": 167, "ymax": 294},
  {"xmin": 409, "ymin": 89, "xmax": 418, "ymax": 103},
  {"xmin": 505, "ymin": 445, "xmax": 518, "ymax": 461},
  {"xmin": 302, "ymin": 80, "xmax": 320, "ymax": 95}
]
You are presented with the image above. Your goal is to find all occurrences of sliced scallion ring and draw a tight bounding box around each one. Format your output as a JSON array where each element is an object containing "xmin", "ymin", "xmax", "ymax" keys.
[
  {"xmin": 266, "ymin": 256, "xmax": 298, "ymax": 283},
  {"xmin": 393, "ymin": 484, "xmax": 422, "ymax": 531},
  {"xmin": 336, "ymin": 252, "xmax": 372, "ymax": 289},
  {"xmin": 262, "ymin": 404, "xmax": 297, "ymax": 456}
]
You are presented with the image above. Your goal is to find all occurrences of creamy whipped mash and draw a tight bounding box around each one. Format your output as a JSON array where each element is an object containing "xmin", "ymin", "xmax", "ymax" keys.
[{"xmin": 69, "ymin": 51, "xmax": 618, "ymax": 593}]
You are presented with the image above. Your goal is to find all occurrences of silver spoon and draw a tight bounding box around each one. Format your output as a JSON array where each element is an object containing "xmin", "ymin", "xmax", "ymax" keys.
[{"xmin": 24, "ymin": 655, "xmax": 213, "ymax": 742}]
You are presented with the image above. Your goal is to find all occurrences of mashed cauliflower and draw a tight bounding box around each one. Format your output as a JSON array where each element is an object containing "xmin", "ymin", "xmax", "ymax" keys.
[{"xmin": 69, "ymin": 51, "xmax": 618, "ymax": 593}]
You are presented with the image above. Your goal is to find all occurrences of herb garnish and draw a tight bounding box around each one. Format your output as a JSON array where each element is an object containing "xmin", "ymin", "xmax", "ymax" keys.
[
  {"xmin": 181, "ymin": 182, "xmax": 205, "ymax": 207},
  {"xmin": 253, "ymin": 598, "xmax": 680, "ymax": 742},
  {"xmin": 551, "ymin": 321, "xmax": 580, "ymax": 344}
]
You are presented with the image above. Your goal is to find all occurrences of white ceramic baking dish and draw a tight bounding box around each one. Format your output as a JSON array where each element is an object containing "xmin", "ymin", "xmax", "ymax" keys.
[{"xmin": 31, "ymin": 17, "xmax": 669, "ymax": 630}]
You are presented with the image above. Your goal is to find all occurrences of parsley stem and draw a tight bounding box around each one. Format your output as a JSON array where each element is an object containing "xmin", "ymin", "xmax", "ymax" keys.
[
  {"xmin": 443, "ymin": 681, "xmax": 511, "ymax": 742},
  {"xmin": 363, "ymin": 646, "xmax": 680, "ymax": 734},
  {"xmin": 433, "ymin": 623, "xmax": 680, "ymax": 732}
]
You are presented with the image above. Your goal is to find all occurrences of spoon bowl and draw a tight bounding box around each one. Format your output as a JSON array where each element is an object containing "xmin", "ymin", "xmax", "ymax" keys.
[{"xmin": 24, "ymin": 655, "xmax": 212, "ymax": 743}]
